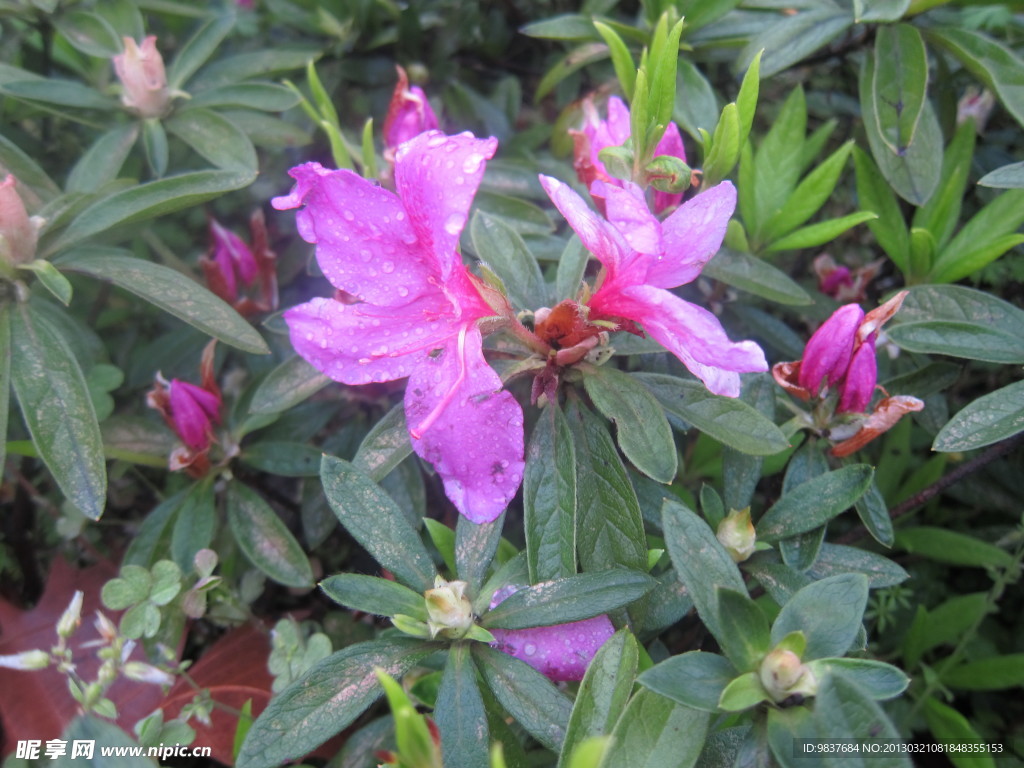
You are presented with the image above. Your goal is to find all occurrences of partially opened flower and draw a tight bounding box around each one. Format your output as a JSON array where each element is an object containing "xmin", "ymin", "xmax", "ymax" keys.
[
  {"xmin": 813, "ymin": 254, "xmax": 883, "ymax": 303},
  {"xmin": 540, "ymin": 175, "xmax": 767, "ymax": 397},
  {"xmin": 488, "ymin": 585, "xmax": 614, "ymax": 682},
  {"xmin": 383, "ymin": 66, "xmax": 439, "ymax": 163},
  {"xmin": 274, "ymin": 130, "xmax": 524, "ymax": 524},
  {"xmin": 113, "ymin": 36, "xmax": 169, "ymax": 119},
  {"xmin": 200, "ymin": 211, "xmax": 278, "ymax": 316},
  {"xmin": 571, "ymin": 95, "xmax": 690, "ymax": 213},
  {"xmin": 0, "ymin": 174, "xmax": 42, "ymax": 266}
]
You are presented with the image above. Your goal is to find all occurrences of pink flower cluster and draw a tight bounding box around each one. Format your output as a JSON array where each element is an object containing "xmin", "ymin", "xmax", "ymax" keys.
[{"xmin": 200, "ymin": 212, "xmax": 278, "ymax": 316}]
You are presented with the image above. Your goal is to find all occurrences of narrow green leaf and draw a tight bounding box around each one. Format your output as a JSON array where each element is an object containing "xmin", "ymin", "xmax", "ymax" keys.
[
  {"xmin": 18, "ymin": 260, "xmax": 72, "ymax": 305},
  {"xmin": 186, "ymin": 82, "xmax": 301, "ymax": 112},
  {"xmin": 237, "ymin": 639, "xmax": 439, "ymax": 768},
  {"xmin": 941, "ymin": 654, "xmax": 1024, "ymax": 691},
  {"xmin": 142, "ymin": 118, "xmax": 168, "ymax": 177},
  {"xmin": 923, "ymin": 699, "xmax": 997, "ymax": 768},
  {"xmin": 455, "ymin": 511, "xmax": 505, "ymax": 593},
  {"xmin": 736, "ymin": 51, "xmax": 762, "ymax": 149},
  {"xmin": 714, "ymin": 588, "xmax": 771, "ymax": 672},
  {"xmin": 853, "ymin": 147, "xmax": 909, "ymax": 272},
  {"xmin": 930, "ymin": 190, "xmax": 1024, "ymax": 283},
  {"xmin": 807, "ymin": 659, "xmax": 908, "ymax": 700},
  {"xmin": 581, "ymin": 364, "xmax": 676, "ymax": 483},
  {"xmin": 565, "ymin": 400, "xmax": 646, "ymax": 573},
  {"xmin": 558, "ymin": 630, "xmax": 638, "ymax": 768},
  {"xmin": 472, "ymin": 644, "xmax": 572, "ymax": 752},
  {"xmin": 751, "ymin": 86, "xmax": 806, "ymax": 241},
  {"xmin": 902, "ymin": 593, "xmax": 989, "ymax": 669},
  {"xmin": 56, "ymin": 248, "xmax": 269, "ymax": 354},
  {"xmin": 321, "ymin": 455, "xmax": 436, "ymax": 591},
  {"xmin": 10, "ymin": 303, "xmax": 105, "ymax": 520},
  {"xmin": 0, "ymin": 79, "xmax": 117, "ymax": 110},
  {"xmin": 638, "ymin": 651, "xmax": 736, "ymax": 712},
  {"xmin": 854, "ymin": 0, "xmax": 911, "ymax": 22},
  {"xmin": 888, "ymin": 320, "xmax": 1024, "ymax": 363},
  {"xmin": 483, "ymin": 569, "xmax": 654, "ymax": 629},
  {"xmin": 912, "ymin": 120, "xmax": 975, "ymax": 250},
  {"xmin": 812, "ymin": 674, "xmax": 910, "ymax": 767},
  {"xmin": 171, "ymin": 480, "xmax": 215, "ymax": 571},
  {"xmin": 740, "ymin": 9, "xmax": 853, "ymax": 79},
  {"xmin": 227, "ymin": 483, "xmax": 313, "ymax": 588},
  {"xmin": 757, "ymin": 465, "xmax": 874, "ymax": 542},
  {"xmin": 351, "ymin": 403, "xmax": 412, "ymax": 483},
  {"xmin": 601, "ymin": 689, "xmax": 709, "ymax": 768},
  {"xmin": 319, "ymin": 574, "xmax": 426, "ymax": 620},
  {"xmin": 67, "ymin": 123, "xmax": 140, "ymax": 193},
  {"xmin": 522, "ymin": 14, "xmax": 601, "ymax": 41},
  {"xmin": 54, "ymin": 11, "xmax": 122, "ymax": 57},
  {"xmin": 662, "ymin": 498, "xmax": 746, "ymax": 642},
  {"xmin": 249, "ymin": 355, "xmax": 330, "ymax": 415},
  {"xmin": 765, "ymin": 211, "xmax": 878, "ymax": 252},
  {"xmin": 555, "ymin": 236, "xmax": 588, "ymax": 303},
  {"xmin": 0, "ymin": 131, "xmax": 60, "ymax": 201},
  {"xmin": 524, "ymin": 403, "xmax": 576, "ymax": 583},
  {"xmin": 637, "ymin": 373, "xmax": 789, "ymax": 456},
  {"xmin": 978, "ymin": 161, "xmax": 1024, "ymax": 188},
  {"xmin": 854, "ymin": 478, "xmax": 894, "ymax": 548},
  {"xmin": 167, "ymin": 11, "xmax": 236, "ymax": 90},
  {"xmin": 470, "ymin": 211, "xmax": 546, "ymax": 311},
  {"xmin": 872, "ymin": 25, "xmax": 928, "ymax": 155},
  {"xmin": 674, "ymin": 59, "xmax": 719, "ymax": 141},
  {"xmin": 895, "ymin": 526, "xmax": 1013, "ymax": 568},
  {"xmin": 702, "ymin": 103, "xmax": 739, "ymax": 188},
  {"xmin": 807, "ymin": 544, "xmax": 908, "ymax": 589},
  {"xmin": 771, "ymin": 574, "xmax": 869, "ymax": 660},
  {"xmin": 762, "ymin": 141, "xmax": 854, "ymax": 244},
  {"xmin": 436, "ymin": 645, "xmax": 489, "ymax": 768},
  {"xmin": 473, "ymin": 192, "xmax": 554, "ymax": 237},
  {"xmin": 593, "ymin": 21, "xmax": 635, "ymax": 99},
  {"xmin": 703, "ymin": 248, "xmax": 812, "ymax": 306},
  {"xmin": 933, "ymin": 380, "xmax": 1024, "ymax": 452},
  {"xmin": 166, "ymin": 108, "xmax": 257, "ymax": 172},
  {"xmin": 241, "ymin": 441, "xmax": 323, "ymax": 477},
  {"xmin": 535, "ymin": 43, "xmax": 609, "ymax": 104}
]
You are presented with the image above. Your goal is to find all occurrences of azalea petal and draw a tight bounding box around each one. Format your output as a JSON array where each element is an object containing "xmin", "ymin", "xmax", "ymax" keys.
[
  {"xmin": 285, "ymin": 295, "xmax": 455, "ymax": 385},
  {"xmin": 169, "ymin": 381, "xmax": 219, "ymax": 451},
  {"xmin": 540, "ymin": 175, "xmax": 626, "ymax": 274},
  {"xmin": 272, "ymin": 162, "xmax": 434, "ymax": 307},
  {"xmin": 831, "ymin": 395, "xmax": 924, "ymax": 458},
  {"xmin": 650, "ymin": 182, "xmax": 736, "ymax": 288},
  {"xmin": 598, "ymin": 96, "xmax": 631, "ymax": 149},
  {"xmin": 404, "ymin": 325, "xmax": 524, "ymax": 523},
  {"xmin": 598, "ymin": 181, "xmax": 662, "ymax": 258},
  {"xmin": 490, "ymin": 615, "xmax": 615, "ymax": 682},
  {"xmin": 838, "ymin": 340, "xmax": 877, "ymax": 413},
  {"xmin": 597, "ymin": 284, "xmax": 767, "ymax": 397},
  {"xmin": 797, "ymin": 304, "xmax": 863, "ymax": 395},
  {"xmin": 394, "ymin": 131, "xmax": 498, "ymax": 281}
]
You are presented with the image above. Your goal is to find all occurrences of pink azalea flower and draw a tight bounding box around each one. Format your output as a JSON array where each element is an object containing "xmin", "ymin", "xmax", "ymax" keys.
[
  {"xmin": 383, "ymin": 66, "xmax": 439, "ymax": 162},
  {"xmin": 0, "ymin": 175, "xmax": 40, "ymax": 265},
  {"xmin": 489, "ymin": 585, "xmax": 614, "ymax": 682},
  {"xmin": 571, "ymin": 95, "xmax": 689, "ymax": 214},
  {"xmin": 112, "ymin": 36, "xmax": 169, "ymax": 119},
  {"xmin": 273, "ymin": 130, "xmax": 524, "ymax": 524},
  {"xmin": 539, "ymin": 175, "xmax": 767, "ymax": 397}
]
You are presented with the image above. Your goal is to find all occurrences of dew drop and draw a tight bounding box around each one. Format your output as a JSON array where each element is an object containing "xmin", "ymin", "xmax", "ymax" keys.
[
  {"xmin": 371, "ymin": 319, "xmax": 381, "ymax": 327},
  {"xmin": 382, "ymin": 261, "xmax": 395, "ymax": 274},
  {"xmin": 444, "ymin": 213, "xmax": 466, "ymax": 235},
  {"xmin": 343, "ymin": 210, "xmax": 355, "ymax": 221},
  {"xmin": 455, "ymin": 176, "xmax": 465, "ymax": 185},
  {"xmin": 359, "ymin": 249, "xmax": 372, "ymax": 262},
  {"xmin": 427, "ymin": 134, "xmax": 447, "ymax": 148},
  {"xmin": 462, "ymin": 154, "xmax": 484, "ymax": 174},
  {"xmin": 524, "ymin": 643, "xmax": 537, "ymax": 656},
  {"xmin": 402, "ymin": 232, "xmax": 418, "ymax": 245},
  {"xmin": 396, "ymin": 211, "xmax": 406, "ymax": 221},
  {"xmin": 397, "ymin": 286, "xmax": 410, "ymax": 297}
]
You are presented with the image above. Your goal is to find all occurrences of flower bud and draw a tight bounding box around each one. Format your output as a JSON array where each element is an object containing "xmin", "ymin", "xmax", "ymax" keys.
[
  {"xmin": 124, "ymin": 661, "xmax": 176, "ymax": 686},
  {"xmin": 424, "ymin": 577, "xmax": 474, "ymax": 640},
  {"xmin": 57, "ymin": 591, "xmax": 84, "ymax": 639},
  {"xmin": 716, "ymin": 508, "xmax": 756, "ymax": 563},
  {"xmin": 113, "ymin": 36, "xmax": 170, "ymax": 118},
  {"xmin": 0, "ymin": 649, "xmax": 51, "ymax": 670},
  {"xmin": 759, "ymin": 648, "xmax": 817, "ymax": 703},
  {"xmin": 383, "ymin": 66, "xmax": 438, "ymax": 157},
  {"xmin": 797, "ymin": 304, "xmax": 863, "ymax": 396},
  {"xmin": 0, "ymin": 175, "xmax": 40, "ymax": 266}
]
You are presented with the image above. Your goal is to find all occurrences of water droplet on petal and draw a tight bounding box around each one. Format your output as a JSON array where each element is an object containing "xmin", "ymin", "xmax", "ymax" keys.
[
  {"xmin": 427, "ymin": 134, "xmax": 447, "ymax": 148},
  {"xmin": 397, "ymin": 286, "xmax": 409, "ymax": 297},
  {"xmin": 343, "ymin": 210, "xmax": 355, "ymax": 221},
  {"xmin": 462, "ymin": 154, "xmax": 484, "ymax": 174},
  {"xmin": 382, "ymin": 261, "xmax": 395, "ymax": 274},
  {"xmin": 455, "ymin": 176, "xmax": 465, "ymax": 185},
  {"xmin": 359, "ymin": 249, "xmax": 372, "ymax": 262},
  {"xmin": 444, "ymin": 213, "xmax": 465, "ymax": 235},
  {"xmin": 524, "ymin": 643, "xmax": 536, "ymax": 656},
  {"xmin": 402, "ymin": 232, "xmax": 417, "ymax": 245},
  {"xmin": 396, "ymin": 211, "xmax": 406, "ymax": 221}
]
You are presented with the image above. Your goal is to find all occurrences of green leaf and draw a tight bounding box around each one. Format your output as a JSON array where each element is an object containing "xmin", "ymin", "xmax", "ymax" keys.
[
  {"xmin": 933, "ymin": 380, "xmax": 1024, "ymax": 452},
  {"xmin": 0, "ymin": 79, "xmax": 117, "ymax": 110},
  {"xmin": 749, "ymin": 85, "xmax": 807, "ymax": 240},
  {"xmin": 941, "ymin": 654, "xmax": 1024, "ymax": 691},
  {"xmin": 555, "ymin": 236, "xmax": 588, "ymax": 303},
  {"xmin": 662, "ymin": 498, "xmax": 746, "ymax": 641},
  {"xmin": 872, "ymin": 25, "xmax": 928, "ymax": 156},
  {"xmin": 66, "ymin": 123, "xmax": 140, "ymax": 194},
  {"xmin": 740, "ymin": 8, "xmax": 853, "ymax": 79},
  {"xmin": 167, "ymin": 11, "xmax": 236, "ymax": 90},
  {"xmin": 351, "ymin": 403, "xmax": 412, "ymax": 482},
  {"xmin": 319, "ymin": 574, "xmax": 426, "ymax": 620},
  {"xmin": 535, "ymin": 42, "xmax": 609, "ymax": 103},
  {"xmin": 757, "ymin": 465, "xmax": 874, "ymax": 542},
  {"xmin": 10, "ymin": 303, "xmax": 105, "ymax": 520},
  {"xmin": 593, "ymin": 21, "xmax": 635, "ymax": 100},
  {"xmin": 854, "ymin": 0, "xmax": 911, "ymax": 22},
  {"xmin": 926, "ymin": 27, "xmax": 1024, "ymax": 130},
  {"xmin": 470, "ymin": 211, "xmax": 546, "ymax": 311},
  {"xmin": 895, "ymin": 527, "xmax": 1013, "ymax": 568},
  {"xmin": 171, "ymin": 480, "xmax": 215, "ymax": 571},
  {"xmin": 812, "ymin": 675, "xmax": 910, "ymax": 767},
  {"xmin": 601, "ymin": 689, "xmax": 709, "ymax": 768},
  {"xmin": 765, "ymin": 211, "xmax": 878, "ymax": 252},
  {"xmin": 521, "ymin": 14, "xmax": 600, "ymax": 40},
  {"xmin": 860, "ymin": 55, "xmax": 942, "ymax": 206},
  {"xmin": 806, "ymin": 544, "xmax": 908, "ymax": 589},
  {"xmin": 719, "ymin": 671, "xmax": 768, "ymax": 712},
  {"xmin": 736, "ymin": 51, "xmax": 762, "ymax": 150},
  {"xmin": 472, "ymin": 643, "xmax": 572, "ymax": 752},
  {"xmin": 637, "ymin": 373, "xmax": 788, "ymax": 456},
  {"xmin": 763, "ymin": 141, "xmax": 854, "ymax": 245},
  {"xmin": 49, "ymin": 169, "xmax": 256, "ymax": 252},
  {"xmin": 166, "ymin": 109, "xmax": 257, "ymax": 172},
  {"xmin": 473, "ymin": 192, "xmax": 554, "ymax": 237},
  {"xmin": 565, "ymin": 400, "xmax": 647, "ymax": 573},
  {"xmin": 56, "ymin": 248, "xmax": 269, "ymax": 354},
  {"xmin": 581, "ymin": 364, "xmax": 676, "ymax": 483},
  {"xmin": 854, "ymin": 478, "xmax": 894, "ymax": 548},
  {"xmin": 524, "ymin": 403, "xmax": 576, "ymax": 583},
  {"xmin": 60, "ymin": 715, "xmax": 159, "ymax": 767},
  {"xmin": 241, "ymin": 441, "xmax": 324, "ymax": 477},
  {"xmin": 558, "ymin": 630, "xmax": 638, "ymax": 768},
  {"xmin": 702, "ymin": 103, "xmax": 739, "ymax": 188},
  {"xmin": 249, "ymin": 355, "xmax": 330, "ymax": 414},
  {"xmin": 703, "ymin": 248, "xmax": 812, "ymax": 306},
  {"xmin": 923, "ymin": 699, "xmax": 996, "ymax": 768},
  {"xmin": 0, "ymin": 131, "xmax": 60, "ymax": 201},
  {"xmin": 436, "ymin": 644, "xmax": 488, "ymax": 768},
  {"xmin": 455, "ymin": 511, "xmax": 505, "ymax": 593},
  {"xmin": 142, "ymin": 118, "xmax": 168, "ymax": 178},
  {"xmin": 674, "ymin": 59, "xmax": 719, "ymax": 141},
  {"xmin": 852, "ymin": 147, "xmax": 909, "ymax": 273},
  {"xmin": 186, "ymin": 82, "xmax": 300, "ymax": 112},
  {"xmin": 54, "ymin": 11, "xmax": 122, "ymax": 57},
  {"xmin": 237, "ymin": 638, "xmax": 439, "ymax": 768},
  {"xmin": 912, "ymin": 120, "xmax": 975, "ymax": 250},
  {"xmin": 637, "ymin": 651, "xmax": 735, "ymax": 712},
  {"xmin": 227, "ymin": 483, "xmax": 313, "ymax": 588},
  {"xmin": 978, "ymin": 161, "xmax": 1024, "ymax": 188},
  {"xmin": 930, "ymin": 190, "xmax": 1024, "ymax": 283},
  {"xmin": 806, "ymin": 658, "xmax": 909, "ymax": 700},
  {"xmin": 714, "ymin": 588, "xmax": 771, "ymax": 672},
  {"xmin": 771, "ymin": 574, "xmax": 869, "ymax": 660},
  {"xmin": 321, "ymin": 455, "xmax": 436, "ymax": 591},
  {"xmin": 902, "ymin": 593, "xmax": 989, "ymax": 669},
  {"xmin": 424, "ymin": 518, "xmax": 456, "ymax": 575},
  {"xmin": 483, "ymin": 569, "xmax": 654, "ymax": 629},
  {"xmin": 18, "ymin": 260, "xmax": 72, "ymax": 305}
]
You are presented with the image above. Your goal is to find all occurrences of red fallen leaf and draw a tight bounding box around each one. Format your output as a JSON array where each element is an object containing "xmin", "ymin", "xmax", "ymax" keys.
[{"xmin": 0, "ymin": 558, "xmax": 167, "ymax": 757}]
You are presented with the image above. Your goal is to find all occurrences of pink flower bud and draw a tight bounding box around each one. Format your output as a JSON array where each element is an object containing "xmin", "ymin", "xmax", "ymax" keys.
[
  {"xmin": 797, "ymin": 304, "xmax": 863, "ymax": 396},
  {"xmin": 0, "ymin": 175, "xmax": 39, "ymax": 265},
  {"xmin": 113, "ymin": 36, "xmax": 169, "ymax": 118},
  {"xmin": 205, "ymin": 219, "xmax": 258, "ymax": 303},
  {"xmin": 383, "ymin": 66, "xmax": 438, "ymax": 157},
  {"xmin": 166, "ymin": 380, "xmax": 221, "ymax": 451}
]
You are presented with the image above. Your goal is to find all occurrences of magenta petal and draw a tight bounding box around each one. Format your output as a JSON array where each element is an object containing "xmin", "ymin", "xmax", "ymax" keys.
[
  {"xmin": 211, "ymin": 220, "xmax": 257, "ymax": 285},
  {"xmin": 650, "ymin": 182, "xmax": 736, "ymax": 288},
  {"xmin": 598, "ymin": 285, "xmax": 767, "ymax": 397},
  {"xmin": 169, "ymin": 381, "xmax": 218, "ymax": 450},
  {"xmin": 539, "ymin": 175, "xmax": 626, "ymax": 274},
  {"xmin": 404, "ymin": 325, "xmax": 524, "ymax": 523},
  {"xmin": 490, "ymin": 615, "xmax": 615, "ymax": 681},
  {"xmin": 599, "ymin": 181, "xmax": 662, "ymax": 259},
  {"xmin": 385, "ymin": 85, "xmax": 438, "ymax": 149},
  {"xmin": 272, "ymin": 162, "xmax": 434, "ymax": 307},
  {"xmin": 394, "ymin": 131, "xmax": 497, "ymax": 281},
  {"xmin": 285, "ymin": 295, "xmax": 455, "ymax": 385},
  {"xmin": 798, "ymin": 304, "xmax": 864, "ymax": 395},
  {"xmin": 838, "ymin": 340, "xmax": 877, "ymax": 413}
]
